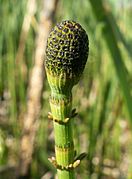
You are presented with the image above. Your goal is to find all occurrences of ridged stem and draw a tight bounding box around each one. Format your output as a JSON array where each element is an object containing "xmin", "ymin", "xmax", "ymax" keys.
[{"xmin": 49, "ymin": 92, "xmax": 75, "ymax": 179}]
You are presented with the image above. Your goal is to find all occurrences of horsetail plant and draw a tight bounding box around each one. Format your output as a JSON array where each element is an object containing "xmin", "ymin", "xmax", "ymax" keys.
[{"xmin": 45, "ymin": 20, "xmax": 89, "ymax": 179}]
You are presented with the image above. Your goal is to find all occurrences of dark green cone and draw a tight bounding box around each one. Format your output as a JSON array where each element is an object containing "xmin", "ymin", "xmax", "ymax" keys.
[{"xmin": 45, "ymin": 20, "xmax": 89, "ymax": 93}]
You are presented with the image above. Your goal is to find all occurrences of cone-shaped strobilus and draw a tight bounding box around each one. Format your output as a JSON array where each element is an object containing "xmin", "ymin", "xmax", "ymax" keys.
[{"xmin": 45, "ymin": 20, "xmax": 89, "ymax": 179}]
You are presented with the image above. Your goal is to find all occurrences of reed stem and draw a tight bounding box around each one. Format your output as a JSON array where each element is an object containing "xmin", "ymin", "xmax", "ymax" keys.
[{"xmin": 50, "ymin": 92, "xmax": 75, "ymax": 178}]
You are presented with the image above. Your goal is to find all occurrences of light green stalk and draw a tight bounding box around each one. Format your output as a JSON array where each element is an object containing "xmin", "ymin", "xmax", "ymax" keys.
[
  {"xmin": 47, "ymin": 73, "xmax": 75, "ymax": 178},
  {"xmin": 45, "ymin": 20, "xmax": 89, "ymax": 179}
]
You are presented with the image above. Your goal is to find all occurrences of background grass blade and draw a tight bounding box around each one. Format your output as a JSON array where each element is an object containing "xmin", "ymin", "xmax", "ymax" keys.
[{"xmin": 89, "ymin": 0, "xmax": 132, "ymax": 122}]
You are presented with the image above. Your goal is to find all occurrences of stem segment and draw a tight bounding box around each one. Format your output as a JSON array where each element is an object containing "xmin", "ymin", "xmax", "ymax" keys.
[{"xmin": 50, "ymin": 92, "xmax": 75, "ymax": 178}]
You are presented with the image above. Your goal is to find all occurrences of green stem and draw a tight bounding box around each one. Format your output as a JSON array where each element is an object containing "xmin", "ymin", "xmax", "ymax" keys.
[{"xmin": 49, "ymin": 92, "xmax": 75, "ymax": 179}]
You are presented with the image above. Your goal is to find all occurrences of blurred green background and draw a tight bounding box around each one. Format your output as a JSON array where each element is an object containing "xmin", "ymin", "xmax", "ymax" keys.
[{"xmin": 0, "ymin": 0, "xmax": 132, "ymax": 178}]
